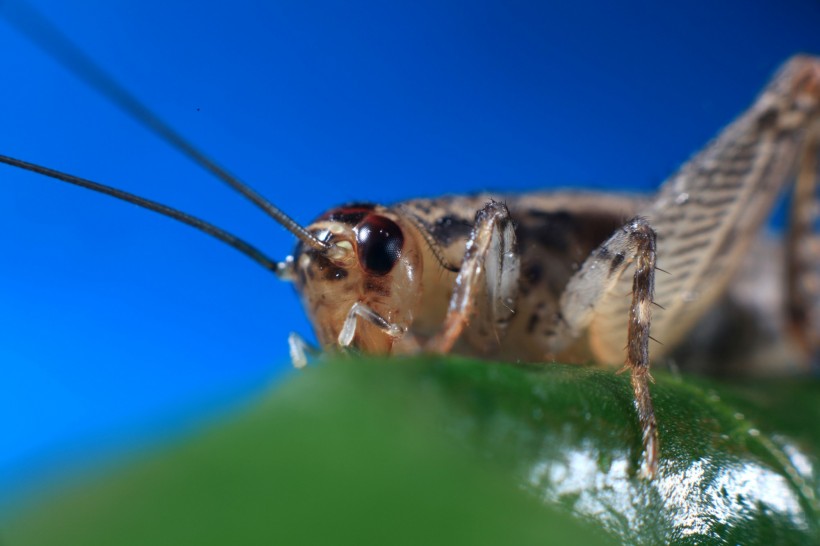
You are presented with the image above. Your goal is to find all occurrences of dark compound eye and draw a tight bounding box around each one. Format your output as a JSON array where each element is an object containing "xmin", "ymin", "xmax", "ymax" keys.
[{"xmin": 355, "ymin": 215, "xmax": 404, "ymax": 275}]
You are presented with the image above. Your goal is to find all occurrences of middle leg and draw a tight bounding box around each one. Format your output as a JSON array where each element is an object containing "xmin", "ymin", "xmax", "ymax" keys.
[{"xmin": 549, "ymin": 217, "xmax": 659, "ymax": 478}]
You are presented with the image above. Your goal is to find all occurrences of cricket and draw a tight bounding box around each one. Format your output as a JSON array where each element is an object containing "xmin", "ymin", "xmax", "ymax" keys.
[{"xmin": 2, "ymin": 4, "xmax": 818, "ymax": 480}]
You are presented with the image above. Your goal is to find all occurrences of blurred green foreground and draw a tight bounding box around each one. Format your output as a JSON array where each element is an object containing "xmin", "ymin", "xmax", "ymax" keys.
[{"xmin": 2, "ymin": 357, "xmax": 819, "ymax": 545}]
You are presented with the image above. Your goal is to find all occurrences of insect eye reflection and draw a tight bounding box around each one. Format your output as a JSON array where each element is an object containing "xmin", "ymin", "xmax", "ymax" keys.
[{"xmin": 355, "ymin": 215, "xmax": 404, "ymax": 275}]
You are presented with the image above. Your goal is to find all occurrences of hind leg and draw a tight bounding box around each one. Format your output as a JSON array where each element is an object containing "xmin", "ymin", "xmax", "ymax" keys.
[{"xmin": 786, "ymin": 132, "xmax": 820, "ymax": 367}]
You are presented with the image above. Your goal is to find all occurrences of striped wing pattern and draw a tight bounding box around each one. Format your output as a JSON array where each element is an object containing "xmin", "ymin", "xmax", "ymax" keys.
[{"xmin": 589, "ymin": 56, "xmax": 820, "ymax": 363}]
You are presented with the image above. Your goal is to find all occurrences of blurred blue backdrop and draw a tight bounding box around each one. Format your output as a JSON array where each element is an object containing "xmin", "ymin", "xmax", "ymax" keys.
[{"xmin": 1, "ymin": 0, "xmax": 818, "ymax": 502}]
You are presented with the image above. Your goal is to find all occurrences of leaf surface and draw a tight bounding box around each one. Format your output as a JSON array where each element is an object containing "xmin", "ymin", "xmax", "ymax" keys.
[{"xmin": 3, "ymin": 357, "xmax": 818, "ymax": 545}]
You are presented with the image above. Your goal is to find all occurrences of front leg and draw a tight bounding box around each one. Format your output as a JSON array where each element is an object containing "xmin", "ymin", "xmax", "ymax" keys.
[
  {"xmin": 338, "ymin": 302, "xmax": 407, "ymax": 347},
  {"xmin": 428, "ymin": 201, "xmax": 520, "ymax": 354},
  {"xmin": 291, "ymin": 302, "xmax": 417, "ymax": 366},
  {"xmin": 551, "ymin": 217, "xmax": 659, "ymax": 478}
]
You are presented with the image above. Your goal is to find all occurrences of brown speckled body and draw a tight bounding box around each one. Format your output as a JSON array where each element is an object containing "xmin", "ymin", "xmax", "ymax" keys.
[
  {"xmin": 395, "ymin": 192, "xmax": 642, "ymax": 363},
  {"xmin": 5, "ymin": 11, "xmax": 816, "ymax": 482},
  {"xmin": 4, "ymin": 41, "xmax": 816, "ymax": 481},
  {"xmin": 291, "ymin": 56, "xmax": 820, "ymax": 379},
  {"xmin": 287, "ymin": 56, "xmax": 819, "ymax": 478}
]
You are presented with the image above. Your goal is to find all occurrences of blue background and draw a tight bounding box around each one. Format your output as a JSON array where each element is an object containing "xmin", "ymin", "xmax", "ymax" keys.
[{"xmin": 1, "ymin": 0, "xmax": 818, "ymax": 501}]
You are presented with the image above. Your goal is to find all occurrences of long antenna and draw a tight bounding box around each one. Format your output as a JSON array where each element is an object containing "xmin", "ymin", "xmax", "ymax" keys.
[
  {"xmin": 0, "ymin": 0, "xmax": 330, "ymax": 253},
  {"xmin": 0, "ymin": 153, "xmax": 286, "ymax": 274}
]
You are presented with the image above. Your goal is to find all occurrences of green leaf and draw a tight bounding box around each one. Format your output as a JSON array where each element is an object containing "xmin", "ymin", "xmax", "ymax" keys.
[{"xmin": 3, "ymin": 357, "xmax": 819, "ymax": 545}]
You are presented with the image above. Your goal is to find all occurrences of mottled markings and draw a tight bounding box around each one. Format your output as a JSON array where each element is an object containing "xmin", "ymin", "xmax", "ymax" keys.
[
  {"xmin": 318, "ymin": 258, "xmax": 349, "ymax": 282},
  {"xmin": 520, "ymin": 210, "xmax": 576, "ymax": 252},
  {"xmin": 526, "ymin": 312, "xmax": 539, "ymax": 334},
  {"xmin": 609, "ymin": 252, "xmax": 626, "ymax": 275},
  {"xmin": 364, "ymin": 279, "xmax": 390, "ymax": 297},
  {"xmin": 406, "ymin": 200, "xmax": 433, "ymax": 216},
  {"xmin": 517, "ymin": 209, "xmax": 624, "ymax": 259},
  {"xmin": 523, "ymin": 262, "xmax": 543, "ymax": 284},
  {"xmin": 430, "ymin": 214, "xmax": 474, "ymax": 247},
  {"xmin": 328, "ymin": 268, "xmax": 348, "ymax": 281},
  {"xmin": 757, "ymin": 107, "xmax": 780, "ymax": 131}
]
